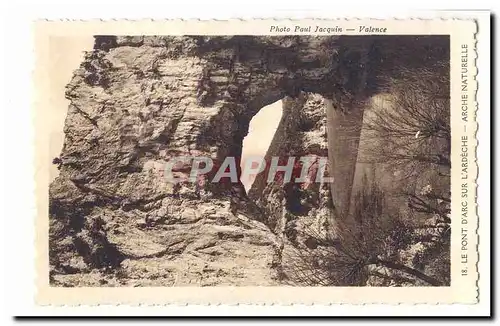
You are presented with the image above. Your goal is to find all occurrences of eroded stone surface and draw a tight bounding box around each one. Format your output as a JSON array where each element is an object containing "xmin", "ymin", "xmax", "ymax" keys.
[{"xmin": 49, "ymin": 35, "xmax": 448, "ymax": 286}]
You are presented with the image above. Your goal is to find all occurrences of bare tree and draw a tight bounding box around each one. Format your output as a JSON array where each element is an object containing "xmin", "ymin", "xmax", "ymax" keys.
[
  {"xmin": 285, "ymin": 61, "xmax": 451, "ymax": 287},
  {"xmin": 285, "ymin": 181, "xmax": 447, "ymax": 287},
  {"xmin": 359, "ymin": 61, "xmax": 450, "ymax": 179}
]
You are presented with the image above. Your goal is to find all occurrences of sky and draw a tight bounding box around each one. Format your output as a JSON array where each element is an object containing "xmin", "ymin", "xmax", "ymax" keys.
[
  {"xmin": 49, "ymin": 36, "xmax": 94, "ymax": 181},
  {"xmin": 240, "ymin": 101, "xmax": 283, "ymax": 190}
]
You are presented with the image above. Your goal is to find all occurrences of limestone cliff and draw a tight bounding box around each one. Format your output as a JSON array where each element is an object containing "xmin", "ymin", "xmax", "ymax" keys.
[{"xmin": 49, "ymin": 35, "xmax": 448, "ymax": 286}]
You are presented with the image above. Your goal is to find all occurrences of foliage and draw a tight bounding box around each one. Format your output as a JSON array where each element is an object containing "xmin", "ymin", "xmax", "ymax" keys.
[
  {"xmin": 359, "ymin": 61, "xmax": 450, "ymax": 179},
  {"xmin": 285, "ymin": 180, "xmax": 449, "ymax": 286}
]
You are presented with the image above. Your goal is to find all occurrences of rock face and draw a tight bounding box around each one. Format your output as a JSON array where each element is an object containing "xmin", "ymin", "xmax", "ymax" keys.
[
  {"xmin": 249, "ymin": 93, "xmax": 334, "ymax": 246},
  {"xmin": 49, "ymin": 35, "xmax": 448, "ymax": 286}
]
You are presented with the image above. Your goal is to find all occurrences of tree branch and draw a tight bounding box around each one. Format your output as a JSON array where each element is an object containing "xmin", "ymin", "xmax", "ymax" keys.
[{"xmin": 376, "ymin": 260, "xmax": 443, "ymax": 286}]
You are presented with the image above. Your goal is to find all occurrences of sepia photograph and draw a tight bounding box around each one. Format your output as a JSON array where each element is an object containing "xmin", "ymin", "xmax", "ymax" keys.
[{"xmin": 46, "ymin": 34, "xmax": 453, "ymax": 288}]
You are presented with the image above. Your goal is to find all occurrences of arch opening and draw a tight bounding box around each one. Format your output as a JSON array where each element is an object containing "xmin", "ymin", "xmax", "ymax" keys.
[{"xmin": 240, "ymin": 100, "xmax": 283, "ymax": 191}]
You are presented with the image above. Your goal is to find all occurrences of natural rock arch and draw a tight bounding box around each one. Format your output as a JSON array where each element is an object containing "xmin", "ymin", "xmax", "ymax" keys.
[{"xmin": 49, "ymin": 35, "xmax": 449, "ymax": 286}]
